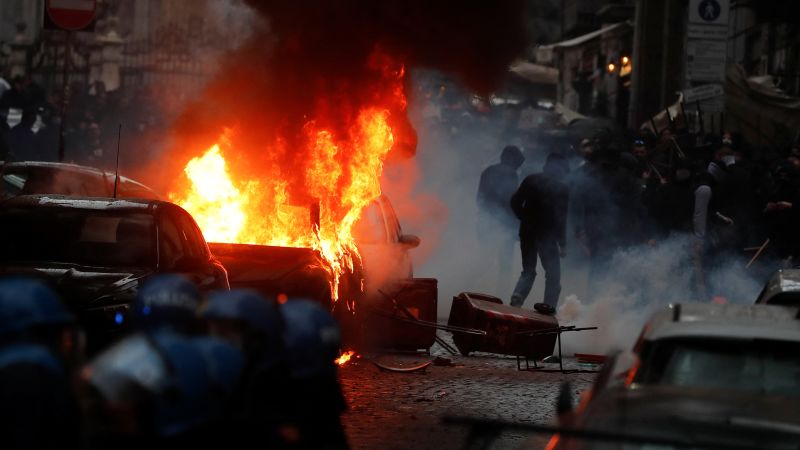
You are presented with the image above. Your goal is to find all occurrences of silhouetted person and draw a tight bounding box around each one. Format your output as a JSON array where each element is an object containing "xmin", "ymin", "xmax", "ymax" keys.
[
  {"xmin": 476, "ymin": 145, "xmax": 525, "ymax": 293},
  {"xmin": 510, "ymin": 153, "xmax": 569, "ymax": 308},
  {"xmin": 4, "ymin": 109, "xmax": 40, "ymax": 161}
]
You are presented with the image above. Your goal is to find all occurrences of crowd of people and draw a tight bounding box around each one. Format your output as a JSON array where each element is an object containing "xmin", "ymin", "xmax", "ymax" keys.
[
  {"xmin": 0, "ymin": 74, "xmax": 172, "ymax": 169},
  {"xmin": 479, "ymin": 126, "xmax": 800, "ymax": 308},
  {"xmin": 0, "ymin": 275, "xmax": 350, "ymax": 450}
]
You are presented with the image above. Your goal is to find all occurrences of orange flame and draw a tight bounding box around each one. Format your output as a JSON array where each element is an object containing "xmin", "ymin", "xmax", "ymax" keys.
[
  {"xmin": 335, "ymin": 350, "xmax": 356, "ymax": 366},
  {"xmin": 168, "ymin": 51, "xmax": 407, "ymax": 302}
]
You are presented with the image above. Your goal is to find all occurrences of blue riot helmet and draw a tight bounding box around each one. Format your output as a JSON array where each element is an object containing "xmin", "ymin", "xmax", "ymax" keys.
[
  {"xmin": 0, "ymin": 277, "xmax": 82, "ymax": 369},
  {"xmin": 281, "ymin": 299, "xmax": 341, "ymax": 379},
  {"xmin": 202, "ymin": 289, "xmax": 285, "ymax": 367},
  {"xmin": 0, "ymin": 277, "xmax": 74, "ymax": 337},
  {"xmin": 132, "ymin": 275, "xmax": 201, "ymax": 332},
  {"xmin": 83, "ymin": 329, "xmax": 220, "ymax": 439},
  {"xmin": 0, "ymin": 278, "xmax": 82, "ymax": 448}
]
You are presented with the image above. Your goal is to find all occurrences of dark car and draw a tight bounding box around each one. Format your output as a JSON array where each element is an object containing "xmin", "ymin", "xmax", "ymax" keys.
[
  {"xmin": 1, "ymin": 161, "xmax": 161, "ymax": 200},
  {"xmin": 0, "ymin": 195, "xmax": 228, "ymax": 350}
]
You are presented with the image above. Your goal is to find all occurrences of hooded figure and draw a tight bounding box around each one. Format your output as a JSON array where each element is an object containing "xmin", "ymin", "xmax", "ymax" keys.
[
  {"xmin": 477, "ymin": 145, "xmax": 525, "ymax": 225},
  {"xmin": 510, "ymin": 153, "xmax": 570, "ymax": 308},
  {"xmin": 476, "ymin": 145, "xmax": 525, "ymax": 294}
]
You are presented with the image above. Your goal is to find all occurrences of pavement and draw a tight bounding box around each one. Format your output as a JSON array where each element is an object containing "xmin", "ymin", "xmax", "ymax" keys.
[{"xmin": 338, "ymin": 334, "xmax": 598, "ymax": 450}]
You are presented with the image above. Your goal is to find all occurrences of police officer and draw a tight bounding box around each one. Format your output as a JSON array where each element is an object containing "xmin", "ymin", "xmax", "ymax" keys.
[
  {"xmin": 79, "ymin": 275, "xmax": 243, "ymax": 449},
  {"xmin": 282, "ymin": 299, "xmax": 349, "ymax": 450},
  {"xmin": 0, "ymin": 278, "xmax": 82, "ymax": 450},
  {"xmin": 202, "ymin": 289, "xmax": 288, "ymax": 447}
]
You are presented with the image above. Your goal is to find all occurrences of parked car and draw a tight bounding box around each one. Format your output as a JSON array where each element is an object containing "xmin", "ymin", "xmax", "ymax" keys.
[
  {"xmin": 0, "ymin": 195, "xmax": 228, "ymax": 351},
  {"xmin": 589, "ymin": 303, "xmax": 800, "ymax": 396},
  {"xmin": 545, "ymin": 302, "xmax": 800, "ymax": 449},
  {"xmin": 755, "ymin": 269, "xmax": 800, "ymax": 306},
  {"xmin": 1, "ymin": 161, "xmax": 160, "ymax": 200},
  {"xmin": 546, "ymin": 383, "xmax": 800, "ymax": 450}
]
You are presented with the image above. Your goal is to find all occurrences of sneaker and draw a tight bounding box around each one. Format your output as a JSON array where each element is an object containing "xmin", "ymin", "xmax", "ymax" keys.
[{"xmin": 533, "ymin": 302, "xmax": 556, "ymax": 315}]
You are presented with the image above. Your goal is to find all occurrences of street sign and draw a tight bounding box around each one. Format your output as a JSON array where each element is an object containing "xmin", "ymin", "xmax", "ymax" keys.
[
  {"xmin": 683, "ymin": 84, "xmax": 724, "ymax": 103},
  {"xmin": 689, "ymin": 0, "xmax": 729, "ymax": 25},
  {"xmin": 687, "ymin": 40, "xmax": 727, "ymax": 82},
  {"xmin": 688, "ymin": 23, "xmax": 728, "ymax": 40},
  {"xmin": 45, "ymin": 0, "xmax": 97, "ymax": 31}
]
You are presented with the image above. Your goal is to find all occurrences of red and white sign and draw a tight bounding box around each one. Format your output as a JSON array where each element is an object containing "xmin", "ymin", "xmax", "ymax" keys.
[{"xmin": 46, "ymin": 0, "xmax": 97, "ymax": 31}]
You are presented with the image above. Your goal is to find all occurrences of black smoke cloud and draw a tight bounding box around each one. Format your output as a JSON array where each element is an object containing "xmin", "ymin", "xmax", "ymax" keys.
[
  {"xmin": 242, "ymin": 0, "xmax": 529, "ymax": 95},
  {"xmin": 168, "ymin": 0, "xmax": 529, "ymax": 171}
]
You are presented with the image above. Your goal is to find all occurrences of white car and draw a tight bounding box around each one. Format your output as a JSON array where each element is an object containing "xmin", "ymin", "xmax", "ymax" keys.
[
  {"xmin": 593, "ymin": 302, "xmax": 800, "ymax": 397},
  {"xmin": 755, "ymin": 269, "xmax": 800, "ymax": 306}
]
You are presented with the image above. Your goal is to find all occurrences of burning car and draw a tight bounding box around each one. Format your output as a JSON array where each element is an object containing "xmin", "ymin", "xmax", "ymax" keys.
[
  {"xmin": 1, "ymin": 161, "xmax": 161, "ymax": 200},
  {"xmin": 0, "ymin": 195, "xmax": 228, "ymax": 351},
  {"xmin": 206, "ymin": 193, "xmax": 435, "ymax": 352}
]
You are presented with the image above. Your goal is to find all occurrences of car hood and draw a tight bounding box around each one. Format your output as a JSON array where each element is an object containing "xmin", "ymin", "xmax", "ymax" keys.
[
  {"xmin": 208, "ymin": 243, "xmax": 328, "ymax": 282},
  {"xmin": 570, "ymin": 385, "xmax": 800, "ymax": 448},
  {"xmin": 0, "ymin": 264, "xmax": 152, "ymax": 308}
]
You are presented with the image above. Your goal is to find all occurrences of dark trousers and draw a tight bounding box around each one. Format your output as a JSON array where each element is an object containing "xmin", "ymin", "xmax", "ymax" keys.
[{"xmin": 510, "ymin": 235, "xmax": 561, "ymax": 307}]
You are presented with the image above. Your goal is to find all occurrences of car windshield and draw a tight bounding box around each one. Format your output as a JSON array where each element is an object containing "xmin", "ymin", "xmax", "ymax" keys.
[
  {"xmin": 640, "ymin": 338, "xmax": 800, "ymax": 396},
  {"xmin": 0, "ymin": 207, "xmax": 156, "ymax": 268}
]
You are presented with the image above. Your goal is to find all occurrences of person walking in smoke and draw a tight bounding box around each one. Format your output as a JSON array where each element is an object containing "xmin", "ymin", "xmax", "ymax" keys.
[
  {"xmin": 476, "ymin": 145, "xmax": 525, "ymax": 294},
  {"xmin": 509, "ymin": 153, "xmax": 570, "ymax": 309}
]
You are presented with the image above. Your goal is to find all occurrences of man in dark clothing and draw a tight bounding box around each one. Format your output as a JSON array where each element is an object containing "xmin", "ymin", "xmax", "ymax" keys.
[
  {"xmin": 4, "ymin": 109, "xmax": 40, "ymax": 161},
  {"xmin": 476, "ymin": 145, "xmax": 525, "ymax": 293},
  {"xmin": 510, "ymin": 153, "xmax": 570, "ymax": 308}
]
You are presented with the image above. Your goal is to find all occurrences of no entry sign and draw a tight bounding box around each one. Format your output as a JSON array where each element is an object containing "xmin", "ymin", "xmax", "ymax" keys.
[{"xmin": 45, "ymin": 0, "xmax": 97, "ymax": 31}]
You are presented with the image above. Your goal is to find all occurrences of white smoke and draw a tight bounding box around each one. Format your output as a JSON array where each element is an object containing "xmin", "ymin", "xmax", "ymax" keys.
[{"xmin": 396, "ymin": 70, "xmax": 765, "ymax": 356}]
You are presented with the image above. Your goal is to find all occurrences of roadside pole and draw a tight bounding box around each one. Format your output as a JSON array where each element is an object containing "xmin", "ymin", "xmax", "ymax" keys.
[{"xmin": 58, "ymin": 31, "xmax": 72, "ymax": 162}]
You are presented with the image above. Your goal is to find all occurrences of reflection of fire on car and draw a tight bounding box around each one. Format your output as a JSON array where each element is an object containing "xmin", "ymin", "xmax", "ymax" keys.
[
  {"xmin": 755, "ymin": 269, "xmax": 800, "ymax": 306},
  {"xmin": 0, "ymin": 195, "xmax": 228, "ymax": 351},
  {"xmin": 543, "ymin": 302, "xmax": 800, "ymax": 449},
  {"xmin": 1, "ymin": 161, "xmax": 160, "ymax": 200},
  {"xmin": 209, "ymin": 194, "xmax": 436, "ymax": 352}
]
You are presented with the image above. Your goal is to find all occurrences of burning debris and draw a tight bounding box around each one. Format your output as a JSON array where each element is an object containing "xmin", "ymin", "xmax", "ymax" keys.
[{"xmin": 335, "ymin": 350, "xmax": 356, "ymax": 366}]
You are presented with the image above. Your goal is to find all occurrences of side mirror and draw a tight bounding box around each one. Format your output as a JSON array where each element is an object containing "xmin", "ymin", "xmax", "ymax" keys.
[{"xmin": 399, "ymin": 234, "xmax": 421, "ymax": 248}]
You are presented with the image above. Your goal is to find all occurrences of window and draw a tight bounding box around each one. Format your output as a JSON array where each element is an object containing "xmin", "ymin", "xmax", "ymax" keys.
[
  {"xmin": 159, "ymin": 212, "xmax": 186, "ymax": 269},
  {"xmin": 639, "ymin": 338, "xmax": 800, "ymax": 397},
  {"xmin": 353, "ymin": 202, "xmax": 387, "ymax": 244},
  {"xmin": 0, "ymin": 208, "xmax": 156, "ymax": 268}
]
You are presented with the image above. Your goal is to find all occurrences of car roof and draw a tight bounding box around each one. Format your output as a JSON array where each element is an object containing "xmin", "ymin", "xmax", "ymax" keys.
[
  {"xmin": 641, "ymin": 303, "xmax": 800, "ymax": 342},
  {"xmin": 0, "ymin": 194, "xmax": 166, "ymax": 212},
  {"xmin": 757, "ymin": 269, "xmax": 800, "ymax": 304},
  {"xmin": 1, "ymin": 160, "xmax": 112, "ymax": 176},
  {"xmin": 1, "ymin": 160, "xmax": 161, "ymax": 195}
]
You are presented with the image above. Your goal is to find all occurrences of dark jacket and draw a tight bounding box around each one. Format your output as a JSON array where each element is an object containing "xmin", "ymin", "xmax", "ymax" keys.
[
  {"xmin": 477, "ymin": 164, "xmax": 520, "ymax": 225},
  {"xmin": 510, "ymin": 173, "xmax": 569, "ymax": 246}
]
